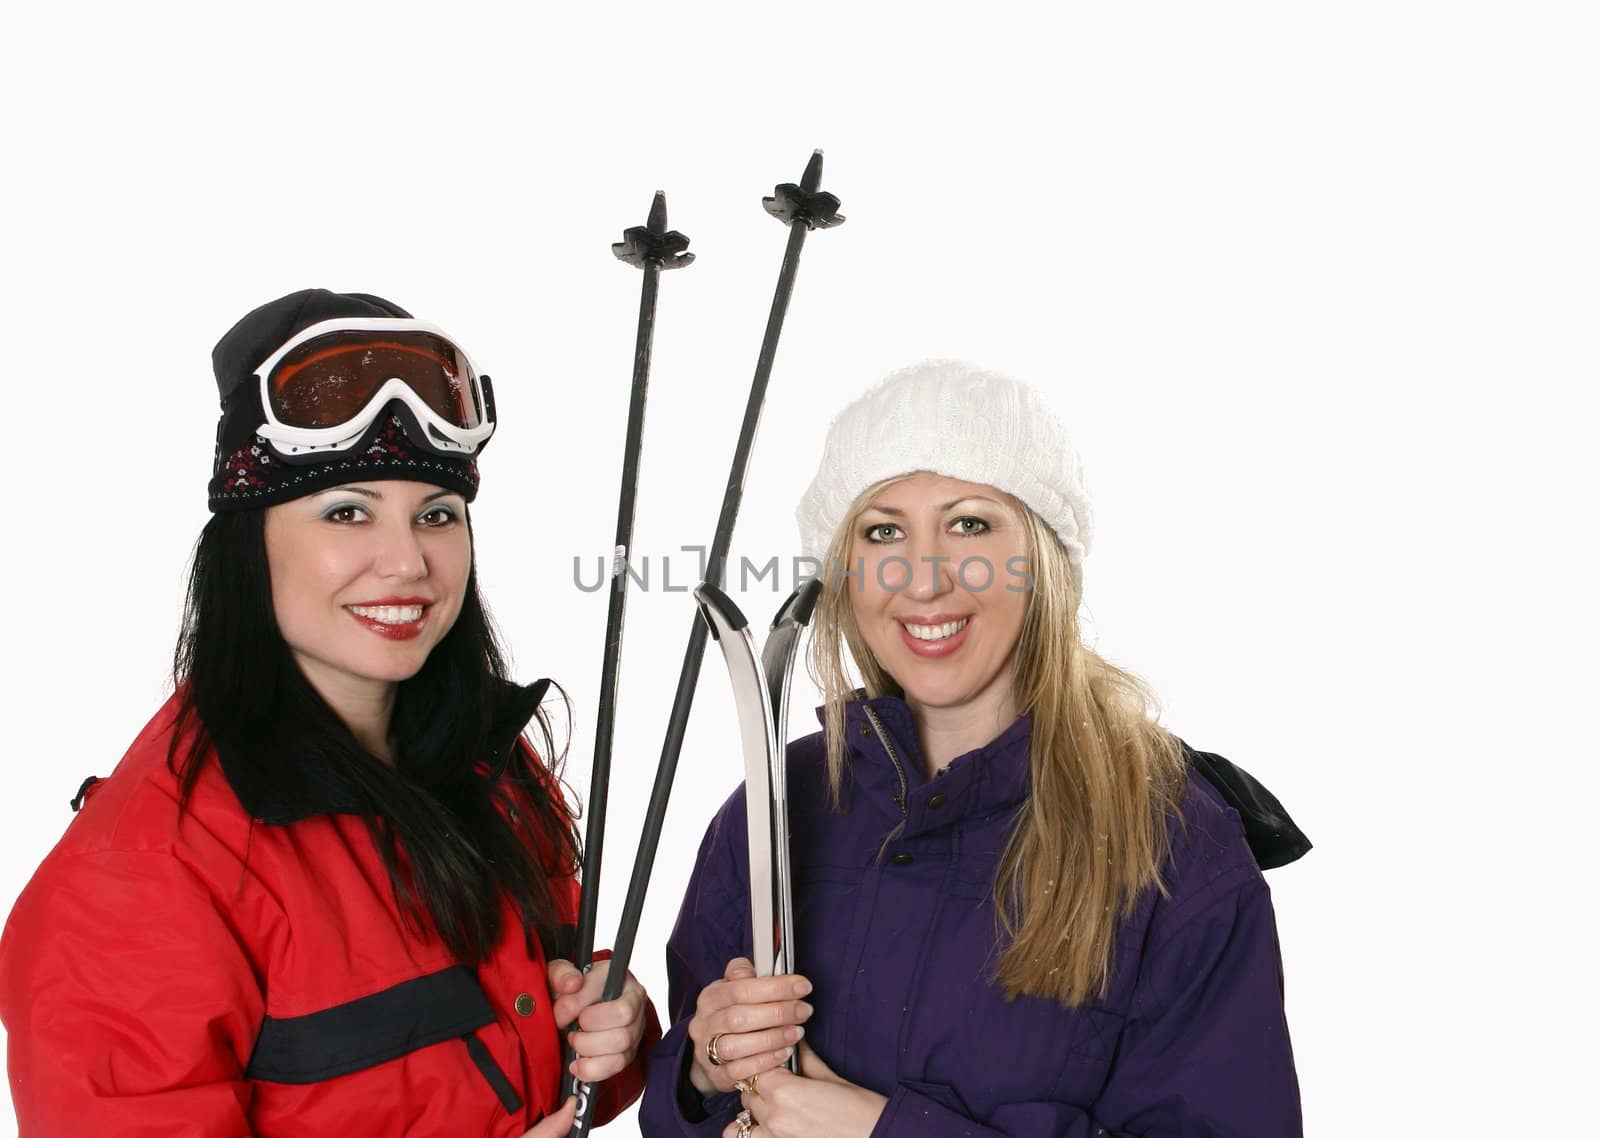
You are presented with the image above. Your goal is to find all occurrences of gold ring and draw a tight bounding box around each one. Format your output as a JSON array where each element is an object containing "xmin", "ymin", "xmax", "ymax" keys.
[
  {"xmin": 735, "ymin": 1109, "xmax": 756, "ymax": 1138},
  {"xmin": 745, "ymin": 1071, "xmax": 761, "ymax": 1098},
  {"xmin": 705, "ymin": 1032, "xmax": 729, "ymax": 1067}
]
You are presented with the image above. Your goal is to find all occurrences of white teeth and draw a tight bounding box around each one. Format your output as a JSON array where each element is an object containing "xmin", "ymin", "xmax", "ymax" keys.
[
  {"xmin": 347, "ymin": 604, "xmax": 425, "ymax": 624},
  {"xmin": 903, "ymin": 617, "xmax": 969, "ymax": 641}
]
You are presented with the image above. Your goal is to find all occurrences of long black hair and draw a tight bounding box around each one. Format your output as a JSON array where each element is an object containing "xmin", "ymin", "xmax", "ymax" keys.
[{"xmin": 168, "ymin": 509, "xmax": 581, "ymax": 965}]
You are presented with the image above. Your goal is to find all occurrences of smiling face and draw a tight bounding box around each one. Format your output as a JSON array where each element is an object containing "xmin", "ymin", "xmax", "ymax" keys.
[
  {"xmin": 263, "ymin": 480, "xmax": 471, "ymax": 717},
  {"xmin": 846, "ymin": 472, "xmax": 1033, "ymax": 732}
]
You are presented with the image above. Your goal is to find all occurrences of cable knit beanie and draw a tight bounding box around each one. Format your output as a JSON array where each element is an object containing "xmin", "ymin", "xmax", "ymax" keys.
[{"xmin": 796, "ymin": 360, "xmax": 1094, "ymax": 591}]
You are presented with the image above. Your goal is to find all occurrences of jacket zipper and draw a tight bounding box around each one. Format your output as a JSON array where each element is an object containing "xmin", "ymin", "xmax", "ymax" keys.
[{"xmin": 861, "ymin": 705, "xmax": 910, "ymax": 862}]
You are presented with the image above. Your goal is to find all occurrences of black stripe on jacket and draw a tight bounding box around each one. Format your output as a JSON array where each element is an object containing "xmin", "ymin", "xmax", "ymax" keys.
[{"xmin": 245, "ymin": 965, "xmax": 498, "ymax": 1084}]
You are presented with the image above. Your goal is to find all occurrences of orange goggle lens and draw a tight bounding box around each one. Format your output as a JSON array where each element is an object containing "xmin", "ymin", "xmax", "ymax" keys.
[{"xmin": 267, "ymin": 330, "xmax": 482, "ymax": 430}]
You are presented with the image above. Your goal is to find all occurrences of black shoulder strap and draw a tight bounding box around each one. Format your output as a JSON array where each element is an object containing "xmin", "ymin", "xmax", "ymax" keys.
[{"xmin": 1184, "ymin": 744, "xmax": 1312, "ymax": 870}]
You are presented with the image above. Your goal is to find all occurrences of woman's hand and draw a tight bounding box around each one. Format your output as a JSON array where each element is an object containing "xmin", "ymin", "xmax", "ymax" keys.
[
  {"xmin": 687, "ymin": 957, "xmax": 812, "ymax": 1097},
  {"xmin": 519, "ymin": 1095, "xmax": 576, "ymax": 1137},
  {"xmin": 547, "ymin": 957, "xmax": 649, "ymax": 1084},
  {"xmin": 723, "ymin": 1043, "xmax": 887, "ymax": 1138}
]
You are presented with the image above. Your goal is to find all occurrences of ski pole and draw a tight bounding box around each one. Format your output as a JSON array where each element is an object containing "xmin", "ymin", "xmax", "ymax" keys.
[
  {"xmin": 564, "ymin": 192, "xmax": 692, "ymax": 1097},
  {"xmin": 566, "ymin": 151, "xmax": 843, "ymax": 1138}
]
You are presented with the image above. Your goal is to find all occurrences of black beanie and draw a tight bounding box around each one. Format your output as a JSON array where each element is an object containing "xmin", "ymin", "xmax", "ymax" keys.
[{"xmin": 207, "ymin": 289, "xmax": 482, "ymax": 512}]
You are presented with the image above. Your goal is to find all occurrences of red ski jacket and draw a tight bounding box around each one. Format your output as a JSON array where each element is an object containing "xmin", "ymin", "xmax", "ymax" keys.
[{"xmin": 0, "ymin": 692, "xmax": 658, "ymax": 1137}]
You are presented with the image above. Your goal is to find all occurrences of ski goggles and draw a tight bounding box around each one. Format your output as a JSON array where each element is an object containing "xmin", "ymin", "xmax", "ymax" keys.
[{"xmin": 251, "ymin": 317, "xmax": 495, "ymax": 461}]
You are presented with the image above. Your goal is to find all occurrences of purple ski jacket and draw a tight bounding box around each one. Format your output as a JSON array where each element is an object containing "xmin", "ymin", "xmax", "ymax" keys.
[{"xmin": 639, "ymin": 697, "xmax": 1301, "ymax": 1137}]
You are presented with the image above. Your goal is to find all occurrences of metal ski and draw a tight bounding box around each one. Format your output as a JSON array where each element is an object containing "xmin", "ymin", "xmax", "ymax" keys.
[
  {"xmin": 756, "ymin": 579, "xmax": 822, "ymax": 982},
  {"xmin": 694, "ymin": 585, "xmax": 779, "ymax": 973},
  {"xmin": 566, "ymin": 154, "xmax": 842, "ymax": 1138},
  {"xmin": 563, "ymin": 193, "xmax": 691, "ymax": 1104},
  {"xmin": 695, "ymin": 580, "xmax": 821, "ymax": 974},
  {"xmin": 695, "ymin": 579, "xmax": 820, "ymax": 1077}
]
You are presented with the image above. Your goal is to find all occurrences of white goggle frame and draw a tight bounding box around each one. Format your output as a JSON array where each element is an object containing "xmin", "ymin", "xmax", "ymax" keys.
[{"xmin": 252, "ymin": 317, "xmax": 496, "ymax": 459}]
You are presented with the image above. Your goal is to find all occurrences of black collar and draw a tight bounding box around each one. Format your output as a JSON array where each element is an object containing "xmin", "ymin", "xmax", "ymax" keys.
[{"xmin": 214, "ymin": 677, "xmax": 550, "ymax": 825}]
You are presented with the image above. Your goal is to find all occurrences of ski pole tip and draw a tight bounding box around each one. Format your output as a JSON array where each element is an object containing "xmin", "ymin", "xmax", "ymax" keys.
[
  {"xmin": 762, "ymin": 151, "xmax": 843, "ymax": 228},
  {"xmin": 613, "ymin": 192, "xmax": 694, "ymax": 269},
  {"xmin": 802, "ymin": 150, "xmax": 824, "ymax": 192}
]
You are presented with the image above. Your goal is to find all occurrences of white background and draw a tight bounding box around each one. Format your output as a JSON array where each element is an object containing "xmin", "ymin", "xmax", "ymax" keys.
[{"xmin": 1, "ymin": 2, "xmax": 1595, "ymax": 1134}]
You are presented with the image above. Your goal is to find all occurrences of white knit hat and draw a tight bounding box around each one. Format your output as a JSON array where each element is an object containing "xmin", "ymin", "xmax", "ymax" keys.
[{"xmin": 795, "ymin": 360, "xmax": 1094, "ymax": 589}]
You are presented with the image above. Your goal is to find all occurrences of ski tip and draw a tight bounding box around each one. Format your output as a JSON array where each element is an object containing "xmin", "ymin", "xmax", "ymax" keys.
[
  {"xmin": 792, "ymin": 577, "xmax": 824, "ymax": 627},
  {"xmin": 769, "ymin": 576, "xmax": 824, "ymax": 630},
  {"xmin": 694, "ymin": 581, "xmax": 751, "ymax": 634}
]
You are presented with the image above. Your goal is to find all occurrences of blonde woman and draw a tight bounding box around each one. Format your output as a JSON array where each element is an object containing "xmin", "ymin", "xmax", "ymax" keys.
[{"xmin": 638, "ymin": 361, "xmax": 1303, "ymax": 1138}]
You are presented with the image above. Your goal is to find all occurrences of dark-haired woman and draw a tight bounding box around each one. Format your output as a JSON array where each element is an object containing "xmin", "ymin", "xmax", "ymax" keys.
[
  {"xmin": 0, "ymin": 289, "xmax": 658, "ymax": 1137},
  {"xmin": 639, "ymin": 362, "xmax": 1303, "ymax": 1137}
]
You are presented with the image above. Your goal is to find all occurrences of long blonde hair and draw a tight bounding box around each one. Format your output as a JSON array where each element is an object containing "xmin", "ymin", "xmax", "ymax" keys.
[{"xmin": 807, "ymin": 479, "xmax": 1187, "ymax": 1005}]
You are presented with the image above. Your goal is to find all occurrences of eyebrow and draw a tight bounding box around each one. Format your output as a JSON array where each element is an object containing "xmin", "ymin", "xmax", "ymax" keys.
[
  {"xmin": 313, "ymin": 486, "xmax": 458, "ymax": 505},
  {"xmin": 863, "ymin": 496, "xmax": 1003, "ymax": 517}
]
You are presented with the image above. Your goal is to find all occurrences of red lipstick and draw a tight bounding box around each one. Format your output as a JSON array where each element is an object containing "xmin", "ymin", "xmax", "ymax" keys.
[
  {"xmin": 343, "ymin": 598, "xmax": 432, "ymax": 642},
  {"xmin": 346, "ymin": 612, "xmax": 427, "ymax": 641}
]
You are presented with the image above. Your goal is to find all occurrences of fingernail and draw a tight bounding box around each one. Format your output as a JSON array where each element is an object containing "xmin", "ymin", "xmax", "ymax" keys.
[
  {"xmin": 785, "ymin": 1026, "xmax": 803, "ymax": 1043},
  {"xmin": 797, "ymin": 1001, "xmax": 814, "ymax": 1021},
  {"xmin": 778, "ymin": 1046, "xmax": 794, "ymax": 1060},
  {"xmin": 794, "ymin": 978, "xmax": 812, "ymax": 996}
]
